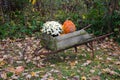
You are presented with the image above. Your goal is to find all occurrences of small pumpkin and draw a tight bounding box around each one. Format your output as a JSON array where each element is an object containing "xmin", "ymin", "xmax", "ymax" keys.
[{"xmin": 62, "ymin": 20, "xmax": 76, "ymax": 34}]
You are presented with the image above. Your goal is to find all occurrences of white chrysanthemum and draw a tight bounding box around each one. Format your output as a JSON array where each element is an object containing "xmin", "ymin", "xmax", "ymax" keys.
[{"xmin": 41, "ymin": 21, "xmax": 62, "ymax": 37}]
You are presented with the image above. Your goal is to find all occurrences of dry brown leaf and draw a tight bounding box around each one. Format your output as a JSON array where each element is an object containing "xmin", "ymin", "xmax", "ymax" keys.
[
  {"xmin": 3, "ymin": 55, "xmax": 8, "ymax": 59},
  {"xmin": 82, "ymin": 60, "xmax": 92, "ymax": 66},
  {"xmin": 0, "ymin": 72, "xmax": 7, "ymax": 79},
  {"xmin": 70, "ymin": 61, "xmax": 77, "ymax": 69},
  {"xmin": 15, "ymin": 66, "xmax": 24, "ymax": 75},
  {"xmin": 90, "ymin": 76, "xmax": 101, "ymax": 80},
  {"xmin": 17, "ymin": 43, "xmax": 22, "ymax": 48},
  {"xmin": 72, "ymin": 75, "xmax": 79, "ymax": 80},
  {"xmin": 114, "ymin": 61, "xmax": 120, "ymax": 65},
  {"xmin": 26, "ymin": 74, "xmax": 32, "ymax": 79},
  {"xmin": 81, "ymin": 76, "xmax": 86, "ymax": 80},
  {"xmin": 107, "ymin": 57, "xmax": 112, "ymax": 61},
  {"xmin": 0, "ymin": 59, "xmax": 6, "ymax": 67},
  {"xmin": 6, "ymin": 67, "xmax": 15, "ymax": 73},
  {"xmin": 90, "ymin": 69, "xmax": 95, "ymax": 73},
  {"xmin": 11, "ymin": 75, "xmax": 19, "ymax": 79},
  {"xmin": 102, "ymin": 68, "xmax": 120, "ymax": 76},
  {"xmin": 48, "ymin": 77, "xmax": 54, "ymax": 80},
  {"xmin": 31, "ymin": 72, "xmax": 36, "ymax": 77},
  {"xmin": 70, "ymin": 73, "xmax": 75, "ymax": 76}
]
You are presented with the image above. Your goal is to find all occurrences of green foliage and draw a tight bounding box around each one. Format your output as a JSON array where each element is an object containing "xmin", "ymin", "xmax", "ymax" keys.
[
  {"xmin": 0, "ymin": 10, "xmax": 43, "ymax": 39},
  {"xmin": 82, "ymin": 0, "xmax": 107, "ymax": 35},
  {"xmin": 0, "ymin": 1, "xmax": 43, "ymax": 39},
  {"xmin": 82, "ymin": 0, "xmax": 120, "ymax": 43},
  {"xmin": 7, "ymin": 72, "xmax": 14, "ymax": 77},
  {"xmin": 112, "ymin": 10, "xmax": 120, "ymax": 44},
  {"xmin": 0, "ymin": 0, "xmax": 120, "ymax": 44},
  {"xmin": 0, "ymin": 0, "xmax": 85, "ymax": 39}
]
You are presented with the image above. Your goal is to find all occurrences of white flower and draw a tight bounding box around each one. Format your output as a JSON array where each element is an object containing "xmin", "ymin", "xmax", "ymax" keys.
[{"xmin": 41, "ymin": 21, "xmax": 62, "ymax": 37}]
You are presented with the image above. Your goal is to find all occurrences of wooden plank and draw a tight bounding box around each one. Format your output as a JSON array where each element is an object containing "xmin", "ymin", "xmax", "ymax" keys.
[
  {"xmin": 57, "ymin": 33, "xmax": 91, "ymax": 50},
  {"xmin": 56, "ymin": 29, "xmax": 87, "ymax": 41}
]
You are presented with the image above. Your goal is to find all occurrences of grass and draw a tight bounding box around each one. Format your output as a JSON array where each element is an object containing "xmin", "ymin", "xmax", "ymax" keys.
[{"xmin": 33, "ymin": 49, "xmax": 119, "ymax": 80}]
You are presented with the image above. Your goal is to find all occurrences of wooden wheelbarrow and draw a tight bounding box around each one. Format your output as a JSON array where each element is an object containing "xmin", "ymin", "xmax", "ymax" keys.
[{"xmin": 35, "ymin": 27, "xmax": 113, "ymax": 59}]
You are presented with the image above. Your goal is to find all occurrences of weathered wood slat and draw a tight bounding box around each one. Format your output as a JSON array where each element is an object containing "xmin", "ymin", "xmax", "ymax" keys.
[
  {"xmin": 41, "ymin": 29, "xmax": 92, "ymax": 51},
  {"xmin": 56, "ymin": 29, "xmax": 87, "ymax": 41},
  {"xmin": 57, "ymin": 33, "xmax": 91, "ymax": 50}
]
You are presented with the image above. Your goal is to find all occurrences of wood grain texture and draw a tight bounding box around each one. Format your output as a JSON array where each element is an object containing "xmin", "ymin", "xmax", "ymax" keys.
[
  {"xmin": 56, "ymin": 29, "xmax": 87, "ymax": 41},
  {"xmin": 57, "ymin": 33, "xmax": 91, "ymax": 50}
]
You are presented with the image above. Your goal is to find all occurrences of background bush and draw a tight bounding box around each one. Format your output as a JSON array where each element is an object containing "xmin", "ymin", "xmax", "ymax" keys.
[{"xmin": 0, "ymin": 0, "xmax": 120, "ymax": 43}]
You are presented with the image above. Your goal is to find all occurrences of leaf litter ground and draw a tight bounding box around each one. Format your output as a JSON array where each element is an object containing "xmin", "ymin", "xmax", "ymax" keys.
[{"xmin": 0, "ymin": 37, "xmax": 120, "ymax": 80}]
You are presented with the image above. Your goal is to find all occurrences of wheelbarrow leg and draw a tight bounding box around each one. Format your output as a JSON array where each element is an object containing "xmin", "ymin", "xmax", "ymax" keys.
[
  {"xmin": 74, "ymin": 46, "xmax": 77, "ymax": 53},
  {"xmin": 86, "ymin": 41, "xmax": 94, "ymax": 59},
  {"xmin": 34, "ymin": 47, "xmax": 44, "ymax": 56}
]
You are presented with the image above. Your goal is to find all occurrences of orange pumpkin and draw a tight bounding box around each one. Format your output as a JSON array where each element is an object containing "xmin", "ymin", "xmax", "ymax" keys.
[{"xmin": 62, "ymin": 20, "xmax": 76, "ymax": 34}]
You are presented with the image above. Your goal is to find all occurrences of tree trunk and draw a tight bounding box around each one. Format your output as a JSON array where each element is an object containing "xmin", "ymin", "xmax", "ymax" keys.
[
  {"xmin": 107, "ymin": 0, "xmax": 119, "ymax": 32},
  {"xmin": 0, "ymin": 0, "xmax": 4, "ymax": 23}
]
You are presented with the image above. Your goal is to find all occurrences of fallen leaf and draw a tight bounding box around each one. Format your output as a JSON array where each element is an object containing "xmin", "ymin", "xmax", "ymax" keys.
[
  {"xmin": 102, "ymin": 68, "xmax": 120, "ymax": 76},
  {"xmin": 15, "ymin": 66, "xmax": 24, "ymax": 75},
  {"xmin": 0, "ymin": 60, "xmax": 6, "ymax": 67},
  {"xmin": 48, "ymin": 77, "xmax": 54, "ymax": 80},
  {"xmin": 70, "ymin": 73, "xmax": 75, "ymax": 76},
  {"xmin": 6, "ymin": 67, "xmax": 15, "ymax": 73},
  {"xmin": 107, "ymin": 57, "xmax": 112, "ymax": 61},
  {"xmin": 11, "ymin": 75, "xmax": 19, "ymax": 79},
  {"xmin": 16, "ymin": 61, "xmax": 23, "ymax": 64},
  {"xmin": 70, "ymin": 61, "xmax": 76, "ymax": 68},
  {"xmin": 0, "ymin": 72, "xmax": 7, "ymax": 79},
  {"xmin": 50, "ymin": 64, "xmax": 56, "ymax": 67},
  {"xmin": 90, "ymin": 70, "xmax": 95, "ymax": 73},
  {"xmin": 114, "ymin": 61, "xmax": 120, "ymax": 65},
  {"xmin": 72, "ymin": 75, "xmax": 79, "ymax": 80},
  {"xmin": 3, "ymin": 55, "xmax": 8, "ymax": 59},
  {"xmin": 81, "ymin": 76, "xmax": 86, "ymax": 80},
  {"xmin": 31, "ymin": 72, "xmax": 36, "ymax": 77},
  {"xmin": 26, "ymin": 74, "xmax": 32, "ymax": 79},
  {"xmin": 17, "ymin": 43, "xmax": 22, "ymax": 48},
  {"xmin": 90, "ymin": 76, "xmax": 101, "ymax": 80},
  {"xmin": 82, "ymin": 60, "xmax": 92, "ymax": 66}
]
